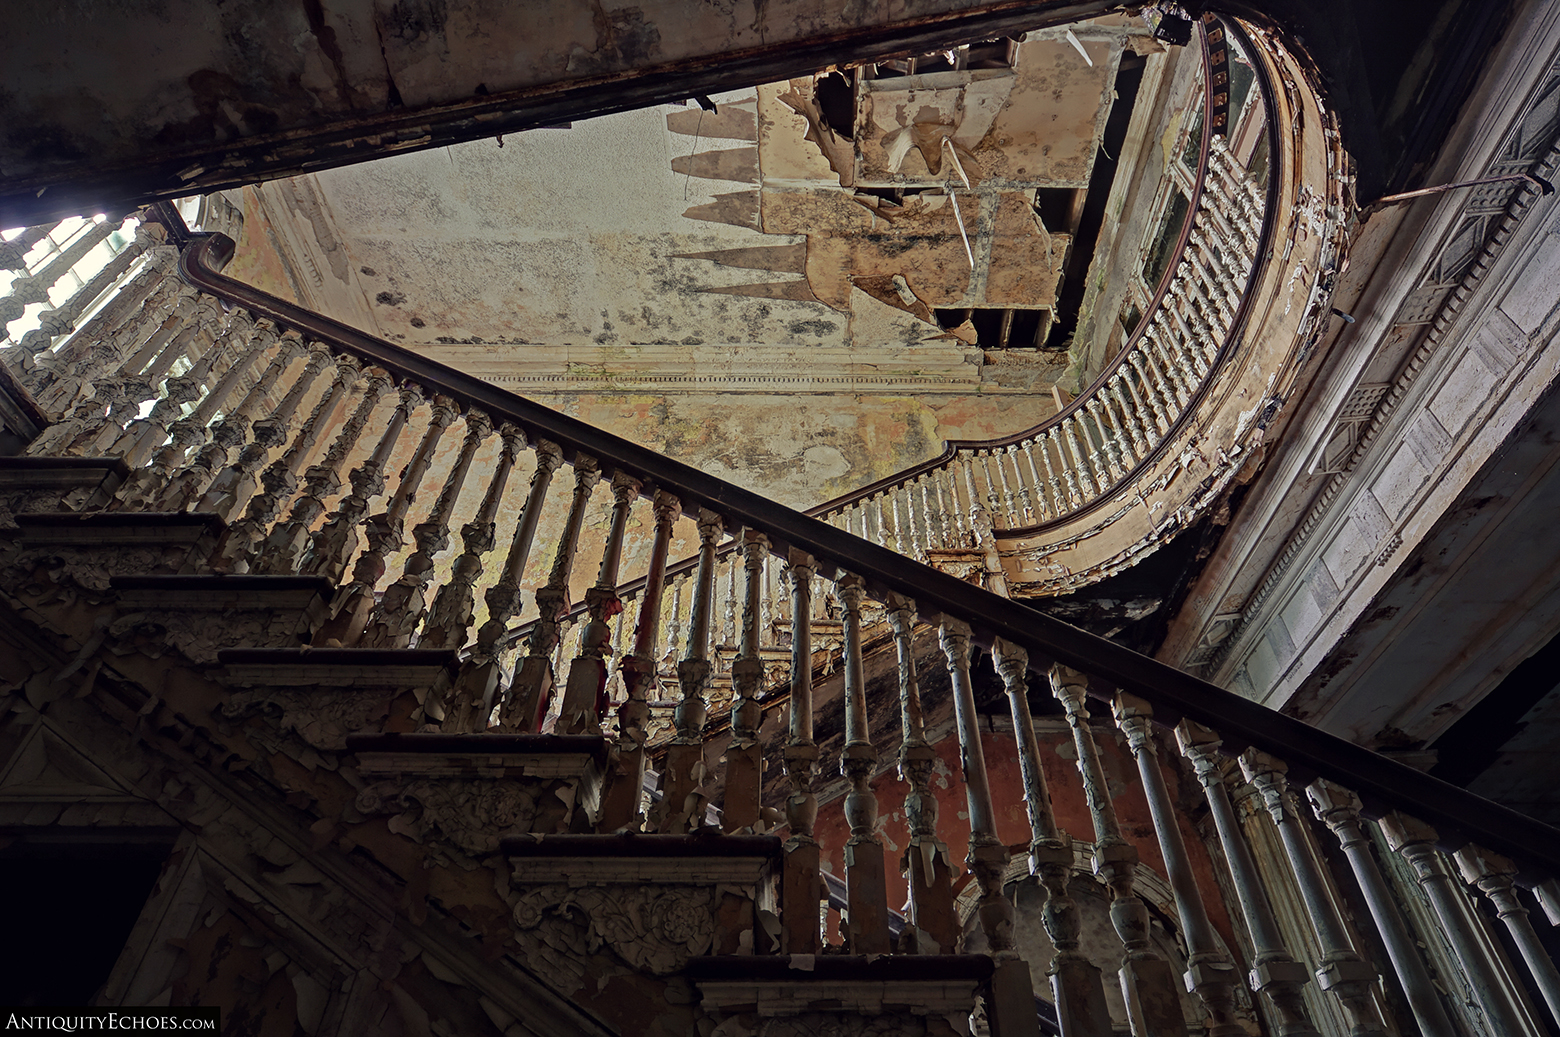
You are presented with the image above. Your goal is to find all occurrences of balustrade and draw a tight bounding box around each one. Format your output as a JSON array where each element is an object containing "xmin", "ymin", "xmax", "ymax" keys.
[{"xmin": 4, "ymin": 25, "xmax": 1557, "ymax": 1031}]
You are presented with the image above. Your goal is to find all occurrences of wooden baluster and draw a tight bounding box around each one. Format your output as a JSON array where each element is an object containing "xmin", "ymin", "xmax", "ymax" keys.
[
  {"xmin": 557, "ymin": 471, "xmax": 642, "ymax": 734},
  {"xmin": 211, "ymin": 353, "xmax": 362, "ymax": 572},
  {"xmin": 723, "ymin": 531, "xmax": 769, "ymax": 834},
  {"xmin": 935, "ymin": 466, "xmax": 967, "ymax": 543},
  {"xmin": 1045, "ymin": 429, "xmax": 1081, "ymax": 510},
  {"xmin": 1454, "ymin": 844, "xmax": 1560, "ymax": 1023},
  {"xmin": 467, "ymin": 441, "xmax": 564, "ymax": 733},
  {"xmin": 0, "ymin": 218, "xmax": 119, "ymax": 337},
  {"xmin": 11, "ymin": 219, "xmax": 158, "ymax": 379},
  {"xmin": 781, "ymin": 550, "xmax": 822, "ymax": 954},
  {"xmin": 834, "ymin": 574, "xmax": 890, "ymax": 953},
  {"xmin": 1034, "ymin": 435, "xmax": 1064, "ymax": 517},
  {"xmin": 257, "ymin": 367, "xmax": 395, "ymax": 574},
  {"xmin": 1114, "ymin": 696, "xmax": 1243, "ymax": 1035},
  {"xmin": 978, "ymin": 452, "xmax": 1006, "ymax": 520},
  {"xmin": 116, "ymin": 311, "xmax": 270, "ymax": 510},
  {"xmin": 941, "ymin": 620, "xmax": 1012, "ymax": 951},
  {"xmin": 1307, "ymin": 781, "xmax": 1460, "ymax": 1037},
  {"xmin": 198, "ymin": 336, "xmax": 332, "ymax": 520},
  {"xmin": 298, "ymin": 386, "xmax": 417, "ymax": 583},
  {"xmin": 893, "ymin": 484, "xmax": 920, "ymax": 558},
  {"xmin": 1087, "ymin": 399, "xmax": 1127, "ymax": 481},
  {"xmin": 363, "ymin": 409, "xmax": 493, "ymax": 648},
  {"xmin": 877, "ymin": 492, "xmax": 900, "ymax": 553},
  {"xmin": 1128, "ymin": 353, "xmax": 1171, "ymax": 433},
  {"xmin": 420, "ymin": 422, "xmax": 524, "ymax": 650},
  {"xmin": 0, "ymin": 222, "xmax": 62, "ymax": 272},
  {"xmin": 595, "ymin": 490, "xmax": 680, "ymax": 828},
  {"xmin": 1240, "ymin": 751, "xmax": 1387, "ymax": 1036},
  {"xmin": 112, "ymin": 305, "xmax": 237, "ymax": 471},
  {"xmin": 1108, "ymin": 378, "xmax": 1150, "ymax": 460},
  {"xmin": 313, "ymin": 395, "xmax": 459, "ymax": 647},
  {"xmin": 1176, "ymin": 725, "xmax": 1320, "ymax": 1037},
  {"xmin": 664, "ymin": 574, "xmax": 686, "ymax": 664},
  {"xmin": 1378, "ymin": 812, "xmax": 1539, "ymax": 1035},
  {"xmin": 156, "ymin": 322, "xmax": 291, "ymax": 510},
  {"xmin": 992, "ymin": 641, "xmax": 1109, "ymax": 1033},
  {"xmin": 1001, "ymin": 445, "xmax": 1031, "ymax": 524},
  {"xmin": 32, "ymin": 261, "xmax": 169, "ymax": 413},
  {"xmin": 887, "ymin": 597, "xmax": 957, "ymax": 952},
  {"xmin": 721, "ymin": 546, "xmax": 739, "ymax": 650},
  {"xmin": 507, "ymin": 455, "xmax": 602, "ymax": 731},
  {"xmin": 651, "ymin": 509, "xmax": 724, "ymax": 831},
  {"xmin": 1148, "ymin": 334, "xmax": 1191, "ymax": 407},
  {"xmin": 1051, "ymin": 665, "xmax": 1189, "ymax": 1037}
]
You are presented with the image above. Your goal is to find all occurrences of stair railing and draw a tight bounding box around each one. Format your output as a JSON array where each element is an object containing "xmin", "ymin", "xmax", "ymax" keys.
[{"xmin": 3, "ymin": 193, "xmax": 1557, "ymax": 1034}]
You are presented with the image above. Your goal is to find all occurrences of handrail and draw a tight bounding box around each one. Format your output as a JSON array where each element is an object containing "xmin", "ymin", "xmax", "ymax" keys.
[
  {"xmin": 169, "ymin": 219, "xmax": 1560, "ymax": 884},
  {"xmin": 807, "ymin": 16, "xmax": 1226, "ymax": 527}
]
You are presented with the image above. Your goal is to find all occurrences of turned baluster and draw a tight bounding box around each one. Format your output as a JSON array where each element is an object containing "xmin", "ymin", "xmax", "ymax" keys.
[
  {"xmin": 556, "ymin": 471, "xmax": 642, "ymax": 734},
  {"xmin": 1240, "ymin": 751, "xmax": 1387, "ymax": 1036},
  {"xmin": 0, "ymin": 218, "xmax": 119, "ymax": 337},
  {"xmin": 1058, "ymin": 424, "xmax": 1096, "ymax": 504},
  {"xmin": 85, "ymin": 289, "xmax": 217, "ymax": 455},
  {"xmin": 460, "ymin": 440, "xmax": 563, "ymax": 733},
  {"xmin": 781, "ymin": 551, "xmax": 823, "ymax": 953},
  {"xmin": 1148, "ymin": 333, "xmax": 1191, "ymax": 407},
  {"xmin": 31, "ymin": 260, "xmax": 170, "ymax": 412},
  {"xmin": 197, "ymin": 334, "xmax": 331, "ymax": 519},
  {"xmin": 507, "ymin": 455, "xmax": 602, "ymax": 731},
  {"xmin": 298, "ymin": 386, "xmax": 417, "ymax": 583},
  {"xmin": 992, "ymin": 642, "xmax": 1109, "ymax": 1034},
  {"xmin": 1051, "ymin": 666, "xmax": 1189, "ymax": 1037},
  {"xmin": 828, "ymin": 574, "xmax": 889, "ymax": 953},
  {"xmin": 933, "ymin": 466, "xmax": 967, "ymax": 543},
  {"xmin": 362, "ymin": 410, "xmax": 493, "ymax": 649},
  {"xmin": 886, "ymin": 598, "xmax": 958, "ymax": 952},
  {"xmin": 1113, "ymin": 696, "xmax": 1243, "ymax": 1035},
  {"xmin": 664, "ymin": 575, "xmax": 687, "ymax": 665},
  {"xmin": 722, "ymin": 531, "xmax": 769, "ymax": 834},
  {"xmin": 895, "ymin": 484, "xmax": 923, "ymax": 559},
  {"xmin": 1032, "ymin": 435, "xmax": 1064, "ymax": 518},
  {"xmin": 39, "ymin": 286, "xmax": 195, "ymax": 457},
  {"xmin": 940, "ymin": 620, "xmax": 1014, "ymax": 954},
  {"xmin": 115, "ymin": 311, "xmax": 269, "ymax": 510},
  {"xmin": 595, "ymin": 489, "xmax": 680, "ymax": 828},
  {"xmin": 1107, "ymin": 378, "xmax": 1150, "ymax": 460},
  {"xmin": 1378, "ymin": 813, "xmax": 1539, "ymax": 1035},
  {"xmin": 10, "ymin": 219, "xmax": 158, "ymax": 379},
  {"xmin": 1454, "ymin": 845, "xmax": 1560, "ymax": 1022},
  {"xmin": 211, "ymin": 353, "xmax": 362, "ymax": 571},
  {"xmin": 155, "ymin": 322, "xmax": 293, "ymax": 510},
  {"xmin": 1128, "ymin": 353, "xmax": 1172, "ymax": 433},
  {"xmin": 1306, "ymin": 781, "xmax": 1459, "ymax": 1037},
  {"xmin": 1087, "ymin": 398, "xmax": 1127, "ymax": 482},
  {"xmin": 0, "ymin": 222, "xmax": 62, "ymax": 272},
  {"xmin": 420, "ymin": 422, "xmax": 525, "ymax": 651},
  {"xmin": 313, "ymin": 395, "xmax": 459, "ymax": 647},
  {"xmin": 112, "ymin": 305, "xmax": 242, "ymax": 471},
  {"xmin": 1076, "ymin": 413, "xmax": 1110, "ymax": 495},
  {"xmin": 650, "ymin": 509, "xmax": 724, "ymax": 831},
  {"xmin": 1176, "ymin": 725, "xmax": 1320, "ymax": 1037},
  {"xmin": 256, "ymin": 367, "xmax": 394, "ymax": 574}
]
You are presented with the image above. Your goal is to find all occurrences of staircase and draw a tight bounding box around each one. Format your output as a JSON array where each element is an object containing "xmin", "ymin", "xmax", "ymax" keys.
[{"xmin": 2, "ymin": 187, "xmax": 1560, "ymax": 1037}]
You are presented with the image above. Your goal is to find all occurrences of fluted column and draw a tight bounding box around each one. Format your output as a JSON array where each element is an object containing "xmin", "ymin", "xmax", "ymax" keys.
[
  {"xmin": 1307, "ymin": 781, "xmax": 1458, "ymax": 1037},
  {"xmin": 362, "ymin": 409, "xmax": 493, "ymax": 648},
  {"xmin": 508, "ymin": 455, "xmax": 602, "ymax": 731},
  {"xmin": 1052, "ymin": 665, "xmax": 1188, "ymax": 1037},
  {"xmin": 1114, "ymin": 695, "xmax": 1243, "ymax": 1036},
  {"xmin": 993, "ymin": 642, "xmax": 1108, "ymax": 1037},
  {"xmin": 558, "ymin": 471, "xmax": 642, "ymax": 734},
  {"xmin": 780, "ymin": 550, "xmax": 822, "ymax": 954},
  {"xmin": 1176, "ymin": 725, "xmax": 1318, "ymax": 1037},
  {"xmin": 1240, "ymin": 751, "xmax": 1386, "ymax": 1037},
  {"xmin": 594, "ymin": 489, "xmax": 679, "ymax": 828}
]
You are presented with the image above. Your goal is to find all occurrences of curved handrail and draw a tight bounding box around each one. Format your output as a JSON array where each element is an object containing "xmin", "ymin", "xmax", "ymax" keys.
[
  {"xmin": 807, "ymin": 19, "xmax": 1223, "ymax": 524},
  {"xmin": 165, "ymin": 217, "xmax": 1560, "ymax": 884}
]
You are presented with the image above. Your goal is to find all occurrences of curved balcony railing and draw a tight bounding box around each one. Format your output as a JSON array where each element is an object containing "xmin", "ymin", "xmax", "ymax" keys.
[
  {"xmin": 2, "ymin": 18, "xmax": 1556, "ymax": 1035},
  {"xmin": 811, "ymin": 19, "xmax": 1273, "ymax": 558}
]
